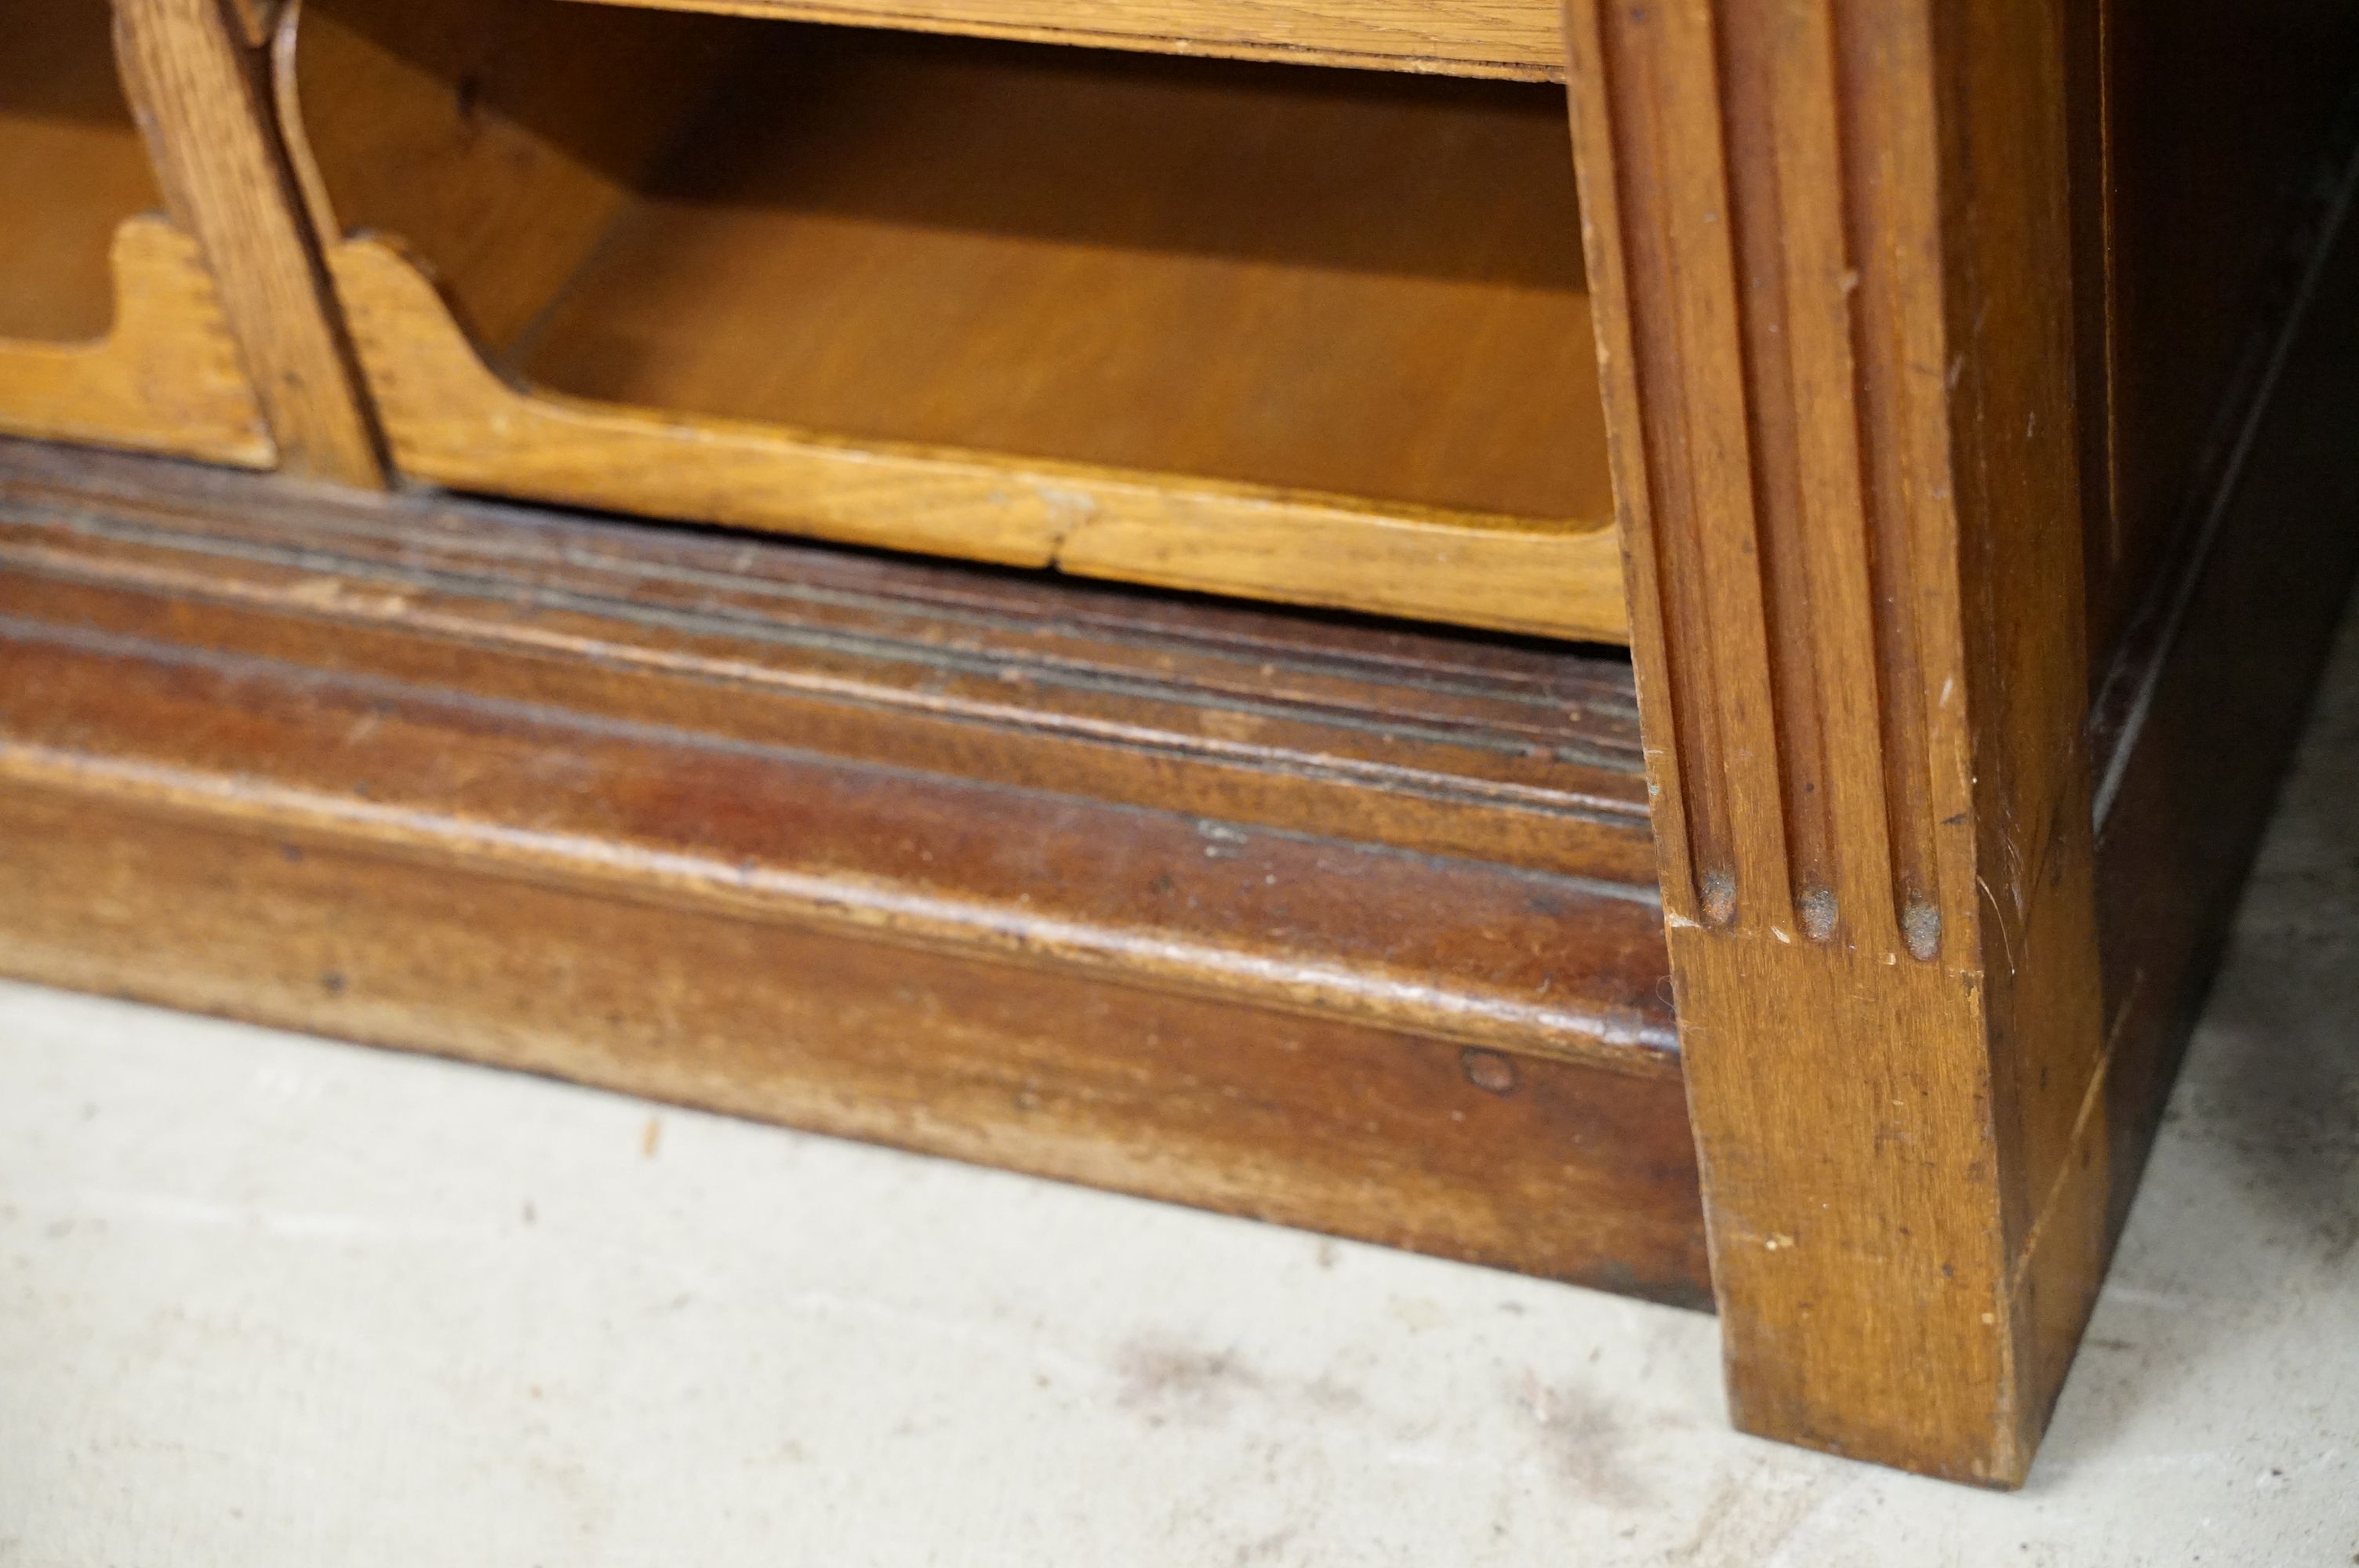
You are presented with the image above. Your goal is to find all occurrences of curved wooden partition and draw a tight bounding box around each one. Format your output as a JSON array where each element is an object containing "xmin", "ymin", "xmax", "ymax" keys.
[
  {"xmin": 0, "ymin": 5, "xmax": 271, "ymax": 467},
  {"xmin": 279, "ymin": 0, "xmax": 1627, "ymax": 640}
]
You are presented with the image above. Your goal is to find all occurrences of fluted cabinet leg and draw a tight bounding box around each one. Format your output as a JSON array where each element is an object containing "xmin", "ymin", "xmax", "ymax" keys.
[{"xmin": 1564, "ymin": 0, "xmax": 2109, "ymax": 1484}]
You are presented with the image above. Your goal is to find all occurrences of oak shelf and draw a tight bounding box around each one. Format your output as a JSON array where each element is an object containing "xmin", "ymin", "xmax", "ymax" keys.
[{"xmin": 279, "ymin": 0, "xmax": 1627, "ymax": 639}]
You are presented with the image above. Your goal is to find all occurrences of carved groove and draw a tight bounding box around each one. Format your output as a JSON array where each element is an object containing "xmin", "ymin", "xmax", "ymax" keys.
[
  {"xmin": 1578, "ymin": 0, "xmax": 1951, "ymax": 960},
  {"xmin": 1832, "ymin": 0, "xmax": 1946, "ymax": 960}
]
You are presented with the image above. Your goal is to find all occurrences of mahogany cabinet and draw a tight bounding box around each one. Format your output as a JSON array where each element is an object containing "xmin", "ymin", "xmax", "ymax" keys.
[{"xmin": 1, "ymin": 0, "xmax": 2354, "ymax": 1486}]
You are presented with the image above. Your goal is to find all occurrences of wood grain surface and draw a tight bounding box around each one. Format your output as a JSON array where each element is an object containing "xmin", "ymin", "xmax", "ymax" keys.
[
  {"xmin": 0, "ymin": 437, "xmax": 1667, "ymax": 1047},
  {"xmin": 0, "ymin": 782, "xmax": 1707, "ymax": 1300},
  {"xmin": 0, "ymin": 2, "xmax": 271, "ymax": 463},
  {"xmin": 1568, "ymin": 0, "xmax": 2103, "ymax": 1483},
  {"xmin": 114, "ymin": 0, "xmax": 383, "ymax": 485},
  {"xmin": 2086, "ymin": 112, "xmax": 2359, "ymax": 1274},
  {"xmin": 0, "ymin": 437, "xmax": 1706, "ymax": 1302},
  {"xmin": 561, "ymin": 0, "xmax": 1565, "ymax": 80},
  {"xmin": 223, "ymin": 0, "xmax": 281, "ymax": 45},
  {"xmin": 0, "ymin": 219, "xmax": 272, "ymax": 466},
  {"xmin": 281, "ymin": 2, "xmax": 1625, "ymax": 637},
  {"xmin": 0, "ymin": 2, "xmax": 165, "ymax": 343},
  {"xmin": 2075, "ymin": 0, "xmax": 2359, "ymax": 672}
]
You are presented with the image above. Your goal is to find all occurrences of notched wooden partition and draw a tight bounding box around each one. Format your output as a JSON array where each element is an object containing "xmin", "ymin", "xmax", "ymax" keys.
[
  {"xmin": 277, "ymin": 0, "xmax": 1627, "ymax": 639},
  {"xmin": 0, "ymin": 2, "xmax": 271, "ymax": 466}
]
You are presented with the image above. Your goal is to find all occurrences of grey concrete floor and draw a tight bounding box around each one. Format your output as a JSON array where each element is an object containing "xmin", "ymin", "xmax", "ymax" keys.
[{"xmin": 3, "ymin": 602, "xmax": 2356, "ymax": 1565}]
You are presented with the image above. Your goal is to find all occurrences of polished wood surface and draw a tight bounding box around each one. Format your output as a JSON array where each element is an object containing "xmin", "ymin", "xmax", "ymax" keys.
[
  {"xmin": 280, "ymin": 1, "xmax": 1626, "ymax": 637},
  {"xmin": 2077, "ymin": 0, "xmax": 2359, "ymax": 670},
  {"xmin": 565, "ymin": 0, "xmax": 1565, "ymax": 82},
  {"xmin": 0, "ymin": 2, "xmax": 161, "ymax": 343},
  {"xmin": 0, "ymin": 784, "xmax": 1706, "ymax": 1299},
  {"xmin": 0, "ymin": 437, "xmax": 1706, "ymax": 1301},
  {"xmin": 0, "ymin": 2, "xmax": 271, "ymax": 464},
  {"xmin": 2088, "ymin": 123, "xmax": 2359, "ymax": 1267},
  {"xmin": 224, "ymin": 0, "xmax": 282, "ymax": 45},
  {"xmin": 1568, "ymin": 0, "xmax": 2103, "ymax": 1483},
  {"xmin": 114, "ymin": 0, "xmax": 383, "ymax": 485},
  {"xmin": 0, "ymin": 218, "xmax": 271, "ymax": 465},
  {"xmin": 0, "ymin": 435, "xmax": 1657, "ymax": 886},
  {"xmin": 0, "ymin": 0, "xmax": 2339, "ymax": 1494}
]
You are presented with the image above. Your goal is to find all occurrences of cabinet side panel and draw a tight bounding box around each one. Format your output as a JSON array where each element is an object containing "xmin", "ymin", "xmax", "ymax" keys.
[{"xmin": 2081, "ymin": 0, "xmax": 2359, "ymax": 668}]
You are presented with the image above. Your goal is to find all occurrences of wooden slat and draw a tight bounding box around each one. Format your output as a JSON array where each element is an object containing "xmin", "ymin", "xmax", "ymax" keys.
[
  {"xmin": 563, "ymin": 0, "xmax": 1565, "ymax": 81},
  {"xmin": 331, "ymin": 236, "xmax": 1628, "ymax": 639}
]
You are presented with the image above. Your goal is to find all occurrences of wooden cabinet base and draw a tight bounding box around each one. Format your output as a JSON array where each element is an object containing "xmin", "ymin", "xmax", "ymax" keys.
[
  {"xmin": 0, "ymin": 0, "xmax": 2341, "ymax": 1503},
  {"xmin": 0, "ymin": 218, "xmax": 271, "ymax": 467},
  {"xmin": 0, "ymin": 438, "xmax": 1705, "ymax": 1305}
]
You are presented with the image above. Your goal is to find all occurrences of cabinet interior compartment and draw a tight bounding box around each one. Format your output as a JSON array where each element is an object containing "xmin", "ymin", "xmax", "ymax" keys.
[
  {"xmin": 283, "ymin": 0, "xmax": 1626, "ymax": 638},
  {"xmin": 0, "ymin": 1, "xmax": 271, "ymax": 466}
]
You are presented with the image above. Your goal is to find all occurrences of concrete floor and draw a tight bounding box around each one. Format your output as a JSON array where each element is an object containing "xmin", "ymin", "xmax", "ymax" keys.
[{"xmin": 3, "ymin": 604, "xmax": 2355, "ymax": 1565}]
